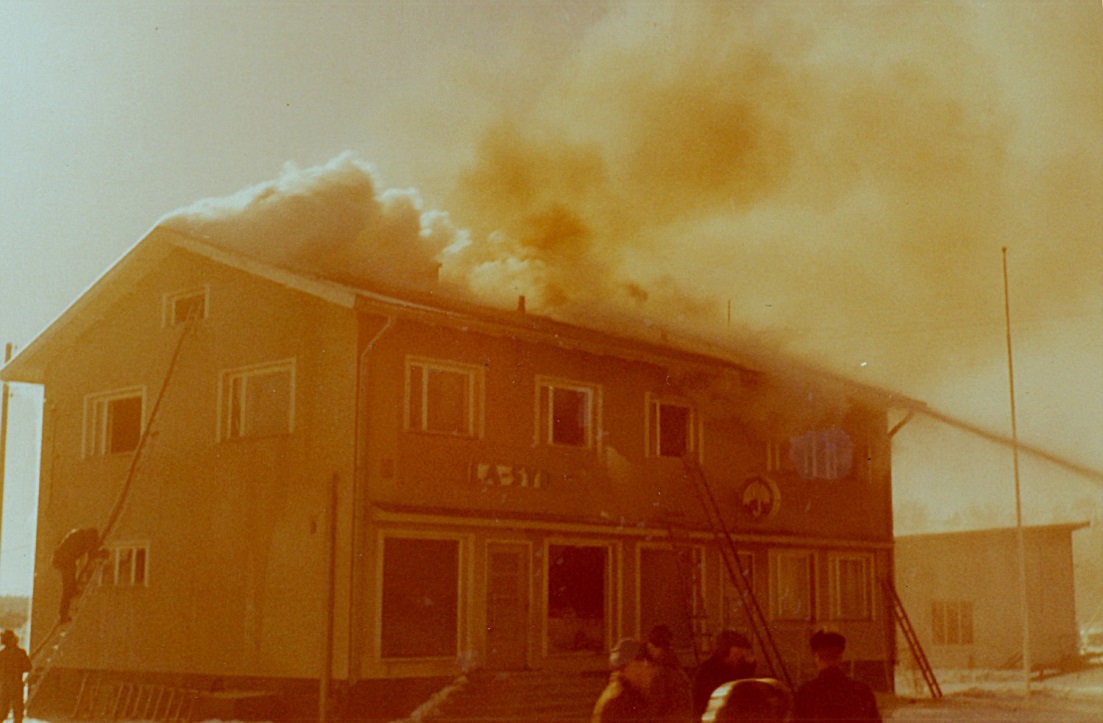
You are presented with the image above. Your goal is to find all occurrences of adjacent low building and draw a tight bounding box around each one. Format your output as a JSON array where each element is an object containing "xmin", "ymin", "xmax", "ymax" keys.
[
  {"xmin": 895, "ymin": 522, "xmax": 1089, "ymax": 672},
  {"xmin": 2, "ymin": 222, "xmax": 920, "ymax": 714}
]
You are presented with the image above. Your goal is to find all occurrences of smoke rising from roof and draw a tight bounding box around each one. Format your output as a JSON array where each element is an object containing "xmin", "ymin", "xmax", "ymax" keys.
[{"xmin": 161, "ymin": 2, "xmax": 1101, "ymax": 479}]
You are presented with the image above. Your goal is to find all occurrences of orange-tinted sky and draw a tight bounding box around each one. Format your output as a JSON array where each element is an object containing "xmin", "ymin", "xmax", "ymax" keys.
[{"xmin": 1, "ymin": 1, "xmax": 1100, "ymax": 593}]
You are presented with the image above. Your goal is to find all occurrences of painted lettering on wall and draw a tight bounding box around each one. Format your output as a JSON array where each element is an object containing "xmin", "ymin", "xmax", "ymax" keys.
[{"xmin": 472, "ymin": 463, "xmax": 549, "ymax": 489}]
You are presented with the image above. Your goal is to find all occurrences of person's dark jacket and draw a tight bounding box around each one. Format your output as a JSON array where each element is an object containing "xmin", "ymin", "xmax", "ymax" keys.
[
  {"xmin": 52, "ymin": 528, "xmax": 100, "ymax": 569},
  {"xmin": 0, "ymin": 642, "xmax": 31, "ymax": 689},
  {"xmin": 792, "ymin": 666, "xmax": 881, "ymax": 722},
  {"xmin": 692, "ymin": 655, "xmax": 756, "ymax": 718}
]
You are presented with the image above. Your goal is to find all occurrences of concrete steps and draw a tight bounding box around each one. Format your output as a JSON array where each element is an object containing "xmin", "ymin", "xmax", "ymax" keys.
[{"xmin": 431, "ymin": 669, "xmax": 609, "ymax": 722}]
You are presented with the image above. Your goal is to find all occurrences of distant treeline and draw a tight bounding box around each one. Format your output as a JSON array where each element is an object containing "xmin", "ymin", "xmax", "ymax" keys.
[{"xmin": 0, "ymin": 595, "xmax": 30, "ymax": 630}]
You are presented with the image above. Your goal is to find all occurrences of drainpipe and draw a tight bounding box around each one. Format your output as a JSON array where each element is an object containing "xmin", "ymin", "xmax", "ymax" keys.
[
  {"xmin": 347, "ymin": 316, "xmax": 394, "ymax": 686},
  {"xmin": 320, "ymin": 472, "xmax": 338, "ymax": 723}
]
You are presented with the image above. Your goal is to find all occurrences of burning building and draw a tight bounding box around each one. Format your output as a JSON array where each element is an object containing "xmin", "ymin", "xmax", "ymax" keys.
[{"xmin": 1, "ymin": 163, "xmax": 925, "ymax": 718}]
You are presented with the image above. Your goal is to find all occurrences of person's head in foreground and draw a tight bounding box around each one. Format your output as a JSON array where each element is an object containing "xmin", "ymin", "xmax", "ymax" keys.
[
  {"xmin": 809, "ymin": 629, "xmax": 847, "ymax": 670},
  {"xmin": 701, "ymin": 677, "xmax": 791, "ymax": 722},
  {"xmin": 610, "ymin": 637, "xmax": 655, "ymax": 689},
  {"xmin": 714, "ymin": 629, "xmax": 754, "ymax": 665}
]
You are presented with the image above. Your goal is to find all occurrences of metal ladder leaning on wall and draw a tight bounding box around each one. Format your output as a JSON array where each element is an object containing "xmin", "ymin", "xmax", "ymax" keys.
[
  {"xmin": 882, "ymin": 579, "xmax": 942, "ymax": 699},
  {"xmin": 681, "ymin": 459, "xmax": 795, "ymax": 691},
  {"xmin": 26, "ymin": 317, "xmax": 197, "ymax": 714}
]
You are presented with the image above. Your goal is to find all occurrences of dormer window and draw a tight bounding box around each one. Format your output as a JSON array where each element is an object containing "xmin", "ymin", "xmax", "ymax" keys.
[{"xmin": 164, "ymin": 286, "xmax": 208, "ymax": 327}]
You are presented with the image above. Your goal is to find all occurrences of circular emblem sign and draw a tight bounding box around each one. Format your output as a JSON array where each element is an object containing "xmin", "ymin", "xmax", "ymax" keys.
[{"xmin": 740, "ymin": 476, "xmax": 781, "ymax": 521}]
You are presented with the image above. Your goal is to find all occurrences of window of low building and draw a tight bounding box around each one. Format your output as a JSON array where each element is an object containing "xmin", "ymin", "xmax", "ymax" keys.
[
  {"xmin": 646, "ymin": 395, "xmax": 697, "ymax": 458},
  {"xmin": 219, "ymin": 359, "xmax": 295, "ymax": 440},
  {"xmin": 100, "ymin": 543, "xmax": 149, "ymax": 587},
  {"xmin": 381, "ymin": 536, "xmax": 460, "ymax": 658},
  {"xmin": 536, "ymin": 377, "xmax": 599, "ymax": 448},
  {"xmin": 405, "ymin": 358, "xmax": 483, "ymax": 437},
  {"xmin": 639, "ymin": 545, "xmax": 703, "ymax": 651},
  {"xmin": 84, "ymin": 388, "xmax": 145, "ymax": 457},
  {"xmin": 772, "ymin": 550, "xmax": 815, "ymax": 621},
  {"xmin": 829, "ymin": 553, "xmax": 873, "ymax": 620},
  {"xmin": 931, "ymin": 600, "xmax": 974, "ymax": 645}
]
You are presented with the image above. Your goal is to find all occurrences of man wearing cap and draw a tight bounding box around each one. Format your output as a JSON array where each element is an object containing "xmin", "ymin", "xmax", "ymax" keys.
[
  {"xmin": 0, "ymin": 629, "xmax": 31, "ymax": 723},
  {"xmin": 792, "ymin": 630, "xmax": 881, "ymax": 722},
  {"xmin": 692, "ymin": 629, "xmax": 757, "ymax": 718},
  {"xmin": 591, "ymin": 637, "xmax": 655, "ymax": 722}
]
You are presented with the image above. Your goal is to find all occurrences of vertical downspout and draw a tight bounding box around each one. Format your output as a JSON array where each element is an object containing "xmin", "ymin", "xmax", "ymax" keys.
[
  {"xmin": 320, "ymin": 472, "xmax": 338, "ymax": 723},
  {"xmin": 347, "ymin": 315, "xmax": 394, "ymax": 687}
]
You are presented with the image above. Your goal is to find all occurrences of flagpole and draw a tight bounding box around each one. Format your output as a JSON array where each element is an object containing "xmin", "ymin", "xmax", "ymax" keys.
[{"xmin": 1002, "ymin": 247, "xmax": 1031, "ymax": 695}]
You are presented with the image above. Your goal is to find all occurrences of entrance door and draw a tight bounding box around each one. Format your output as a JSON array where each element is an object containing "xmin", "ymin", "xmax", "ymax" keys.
[{"xmin": 486, "ymin": 543, "xmax": 530, "ymax": 670}]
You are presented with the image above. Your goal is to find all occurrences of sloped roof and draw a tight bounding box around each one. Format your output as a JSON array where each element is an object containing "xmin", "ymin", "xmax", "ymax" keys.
[{"xmin": 0, "ymin": 224, "xmax": 925, "ymax": 414}]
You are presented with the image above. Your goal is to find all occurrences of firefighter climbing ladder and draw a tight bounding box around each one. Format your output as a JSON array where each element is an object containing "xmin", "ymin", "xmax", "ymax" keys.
[
  {"xmin": 26, "ymin": 317, "xmax": 196, "ymax": 713},
  {"xmin": 882, "ymin": 579, "xmax": 942, "ymax": 699},
  {"xmin": 681, "ymin": 458, "xmax": 795, "ymax": 691}
]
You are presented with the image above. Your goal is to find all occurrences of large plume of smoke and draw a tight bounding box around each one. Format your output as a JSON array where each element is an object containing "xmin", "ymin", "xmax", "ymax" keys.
[{"xmin": 160, "ymin": 2, "xmax": 1100, "ymax": 475}]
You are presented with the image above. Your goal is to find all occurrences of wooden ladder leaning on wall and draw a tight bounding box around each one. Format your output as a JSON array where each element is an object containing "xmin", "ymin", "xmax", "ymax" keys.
[
  {"xmin": 882, "ymin": 579, "xmax": 942, "ymax": 699},
  {"xmin": 681, "ymin": 459, "xmax": 795, "ymax": 692}
]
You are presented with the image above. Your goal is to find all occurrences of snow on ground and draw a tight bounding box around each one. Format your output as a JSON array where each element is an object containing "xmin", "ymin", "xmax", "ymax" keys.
[{"xmin": 886, "ymin": 663, "xmax": 1103, "ymax": 721}]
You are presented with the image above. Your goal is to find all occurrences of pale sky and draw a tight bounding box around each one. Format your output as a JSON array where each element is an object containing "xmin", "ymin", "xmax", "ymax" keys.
[{"xmin": 1, "ymin": 0, "xmax": 1101, "ymax": 595}]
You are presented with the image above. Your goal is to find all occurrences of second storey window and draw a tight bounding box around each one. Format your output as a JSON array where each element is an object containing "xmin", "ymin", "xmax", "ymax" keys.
[
  {"xmin": 786, "ymin": 427, "xmax": 853, "ymax": 480},
  {"xmin": 84, "ymin": 388, "xmax": 144, "ymax": 457},
  {"xmin": 405, "ymin": 358, "xmax": 483, "ymax": 437},
  {"xmin": 220, "ymin": 359, "xmax": 295, "ymax": 440},
  {"xmin": 536, "ymin": 377, "xmax": 598, "ymax": 448},
  {"xmin": 647, "ymin": 395, "xmax": 696, "ymax": 458}
]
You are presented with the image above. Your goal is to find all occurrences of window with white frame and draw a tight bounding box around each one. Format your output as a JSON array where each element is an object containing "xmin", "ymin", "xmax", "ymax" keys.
[
  {"xmin": 723, "ymin": 551, "xmax": 756, "ymax": 628},
  {"xmin": 84, "ymin": 388, "xmax": 144, "ymax": 457},
  {"xmin": 647, "ymin": 395, "xmax": 696, "ymax": 458},
  {"xmin": 536, "ymin": 377, "xmax": 598, "ymax": 448},
  {"xmin": 405, "ymin": 358, "xmax": 483, "ymax": 438},
  {"xmin": 163, "ymin": 286, "xmax": 208, "ymax": 327},
  {"xmin": 220, "ymin": 360, "xmax": 295, "ymax": 440},
  {"xmin": 787, "ymin": 427, "xmax": 853, "ymax": 480},
  {"xmin": 931, "ymin": 600, "xmax": 974, "ymax": 645},
  {"xmin": 100, "ymin": 543, "xmax": 149, "ymax": 587},
  {"xmin": 829, "ymin": 553, "xmax": 873, "ymax": 620},
  {"xmin": 381, "ymin": 536, "xmax": 460, "ymax": 658},
  {"xmin": 773, "ymin": 550, "xmax": 815, "ymax": 621}
]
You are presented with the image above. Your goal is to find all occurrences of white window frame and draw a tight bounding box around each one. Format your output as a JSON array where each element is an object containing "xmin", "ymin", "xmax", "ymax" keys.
[
  {"xmin": 162, "ymin": 285, "xmax": 209, "ymax": 327},
  {"xmin": 404, "ymin": 357, "xmax": 484, "ymax": 438},
  {"xmin": 789, "ymin": 428, "xmax": 853, "ymax": 480},
  {"xmin": 771, "ymin": 549, "xmax": 815, "ymax": 621},
  {"xmin": 535, "ymin": 376, "xmax": 601, "ymax": 450},
  {"xmin": 722, "ymin": 550, "xmax": 756, "ymax": 628},
  {"xmin": 217, "ymin": 358, "xmax": 296, "ymax": 441},
  {"xmin": 99, "ymin": 542, "xmax": 150, "ymax": 588},
  {"xmin": 645, "ymin": 394, "xmax": 699, "ymax": 459},
  {"xmin": 375, "ymin": 530, "xmax": 468, "ymax": 661},
  {"xmin": 82, "ymin": 387, "xmax": 146, "ymax": 458},
  {"xmin": 931, "ymin": 600, "xmax": 974, "ymax": 646},
  {"xmin": 828, "ymin": 552, "xmax": 874, "ymax": 620}
]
